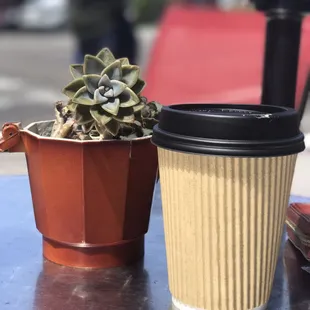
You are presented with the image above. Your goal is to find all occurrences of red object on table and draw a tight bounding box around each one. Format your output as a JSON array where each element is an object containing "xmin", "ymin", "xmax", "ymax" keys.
[
  {"xmin": 144, "ymin": 4, "xmax": 310, "ymax": 109},
  {"xmin": 286, "ymin": 203, "xmax": 310, "ymax": 261}
]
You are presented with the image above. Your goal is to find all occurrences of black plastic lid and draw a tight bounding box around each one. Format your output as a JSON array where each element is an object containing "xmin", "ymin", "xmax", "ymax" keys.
[{"xmin": 152, "ymin": 104, "xmax": 305, "ymax": 157}]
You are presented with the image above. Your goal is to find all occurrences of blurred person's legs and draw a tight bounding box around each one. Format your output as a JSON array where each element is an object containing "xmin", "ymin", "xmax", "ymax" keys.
[
  {"xmin": 114, "ymin": 12, "xmax": 137, "ymax": 64},
  {"xmin": 75, "ymin": 26, "xmax": 137, "ymax": 64},
  {"xmin": 75, "ymin": 35, "xmax": 116, "ymax": 63},
  {"xmin": 70, "ymin": 0, "xmax": 136, "ymax": 64},
  {"xmin": 74, "ymin": 20, "xmax": 136, "ymax": 64}
]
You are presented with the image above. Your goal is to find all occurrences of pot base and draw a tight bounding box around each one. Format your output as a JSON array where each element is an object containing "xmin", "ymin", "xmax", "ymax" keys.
[{"xmin": 43, "ymin": 236, "xmax": 145, "ymax": 269}]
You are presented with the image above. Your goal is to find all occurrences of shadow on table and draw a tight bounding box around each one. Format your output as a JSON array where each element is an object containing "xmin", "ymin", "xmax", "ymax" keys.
[
  {"xmin": 32, "ymin": 259, "xmax": 153, "ymax": 310},
  {"xmin": 284, "ymin": 239, "xmax": 310, "ymax": 310}
]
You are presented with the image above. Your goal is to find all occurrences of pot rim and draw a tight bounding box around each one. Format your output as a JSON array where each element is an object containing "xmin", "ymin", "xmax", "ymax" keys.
[{"xmin": 23, "ymin": 120, "xmax": 153, "ymax": 144}]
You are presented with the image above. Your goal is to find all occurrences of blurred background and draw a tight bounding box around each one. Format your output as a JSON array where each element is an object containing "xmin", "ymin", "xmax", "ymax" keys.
[
  {"xmin": 0, "ymin": 0, "xmax": 248, "ymax": 127},
  {"xmin": 2, "ymin": 0, "xmax": 310, "ymax": 196}
]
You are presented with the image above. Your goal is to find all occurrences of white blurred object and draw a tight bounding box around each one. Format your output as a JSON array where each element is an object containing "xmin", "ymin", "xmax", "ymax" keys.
[
  {"xmin": 3, "ymin": 0, "xmax": 69, "ymax": 30},
  {"xmin": 217, "ymin": 0, "xmax": 250, "ymax": 10}
]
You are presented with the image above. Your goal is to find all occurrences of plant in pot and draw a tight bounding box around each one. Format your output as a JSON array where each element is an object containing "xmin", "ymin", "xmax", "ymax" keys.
[{"xmin": 0, "ymin": 48, "xmax": 161, "ymax": 268}]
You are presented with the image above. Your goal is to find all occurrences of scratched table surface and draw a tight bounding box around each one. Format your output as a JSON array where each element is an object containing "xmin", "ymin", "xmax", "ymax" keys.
[{"xmin": 1, "ymin": 175, "xmax": 310, "ymax": 310}]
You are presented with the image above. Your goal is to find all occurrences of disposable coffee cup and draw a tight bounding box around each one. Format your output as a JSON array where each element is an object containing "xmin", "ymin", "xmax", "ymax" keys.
[{"xmin": 152, "ymin": 104, "xmax": 305, "ymax": 310}]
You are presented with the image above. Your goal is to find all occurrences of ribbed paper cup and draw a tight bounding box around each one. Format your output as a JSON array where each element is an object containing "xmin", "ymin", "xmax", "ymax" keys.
[
  {"xmin": 160, "ymin": 150, "xmax": 296, "ymax": 310},
  {"xmin": 152, "ymin": 104, "xmax": 305, "ymax": 310}
]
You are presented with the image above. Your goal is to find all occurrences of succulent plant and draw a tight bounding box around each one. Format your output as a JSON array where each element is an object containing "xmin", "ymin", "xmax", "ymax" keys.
[{"xmin": 51, "ymin": 48, "xmax": 161, "ymax": 140}]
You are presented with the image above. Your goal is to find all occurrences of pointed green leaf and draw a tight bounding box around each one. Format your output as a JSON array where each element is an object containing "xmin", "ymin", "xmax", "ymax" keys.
[
  {"xmin": 75, "ymin": 105, "xmax": 93, "ymax": 124},
  {"xmin": 115, "ymin": 107, "xmax": 135, "ymax": 123},
  {"xmin": 96, "ymin": 48, "xmax": 116, "ymax": 67},
  {"xmin": 98, "ymin": 74, "xmax": 112, "ymax": 88},
  {"xmin": 84, "ymin": 55, "xmax": 105, "ymax": 75},
  {"xmin": 101, "ymin": 98, "xmax": 120, "ymax": 116},
  {"xmin": 101, "ymin": 60, "xmax": 122, "ymax": 81},
  {"xmin": 121, "ymin": 65, "xmax": 140, "ymax": 88},
  {"xmin": 98, "ymin": 86, "xmax": 106, "ymax": 96},
  {"xmin": 93, "ymin": 123, "xmax": 113, "ymax": 139},
  {"xmin": 70, "ymin": 64, "xmax": 84, "ymax": 79},
  {"xmin": 94, "ymin": 123, "xmax": 105, "ymax": 135},
  {"xmin": 73, "ymin": 86, "xmax": 94, "ymax": 105},
  {"xmin": 131, "ymin": 79, "xmax": 146, "ymax": 94},
  {"xmin": 105, "ymin": 119, "xmax": 120, "ymax": 136},
  {"xmin": 94, "ymin": 89, "xmax": 108, "ymax": 104},
  {"xmin": 133, "ymin": 103, "xmax": 145, "ymax": 113},
  {"xmin": 62, "ymin": 78, "xmax": 85, "ymax": 99},
  {"xmin": 67, "ymin": 101, "xmax": 78, "ymax": 112},
  {"xmin": 111, "ymin": 80, "xmax": 126, "ymax": 97},
  {"xmin": 83, "ymin": 74, "xmax": 101, "ymax": 94},
  {"xmin": 119, "ymin": 87, "xmax": 140, "ymax": 108},
  {"xmin": 90, "ymin": 106, "xmax": 112, "ymax": 125},
  {"xmin": 104, "ymin": 89, "xmax": 114, "ymax": 98},
  {"xmin": 120, "ymin": 58, "xmax": 130, "ymax": 66},
  {"xmin": 81, "ymin": 121, "xmax": 95, "ymax": 133}
]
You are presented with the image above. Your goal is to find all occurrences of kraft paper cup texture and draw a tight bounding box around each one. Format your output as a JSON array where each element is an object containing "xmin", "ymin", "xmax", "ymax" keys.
[{"xmin": 158, "ymin": 148, "xmax": 297, "ymax": 310}]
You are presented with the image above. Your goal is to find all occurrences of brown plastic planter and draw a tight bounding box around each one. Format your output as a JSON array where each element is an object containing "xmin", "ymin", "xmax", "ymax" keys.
[{"xmin": 0, "ymin": 121, "xmax": 158, "ymax": 268}]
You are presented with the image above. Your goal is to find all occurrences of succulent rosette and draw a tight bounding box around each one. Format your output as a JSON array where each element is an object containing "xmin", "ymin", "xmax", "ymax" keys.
[
  {"xmin": 52, "ymin": 48, "xmax": 161, "ymax": 140},
  {"xmin": 62, "ymin": 48, "xmax": 146, "ymax": 137}
]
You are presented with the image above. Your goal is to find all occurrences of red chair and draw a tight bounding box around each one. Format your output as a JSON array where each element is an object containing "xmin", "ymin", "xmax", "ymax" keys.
[{"xmin": 144, "ymin": 4, "xmax": 310, "ymax": 115}]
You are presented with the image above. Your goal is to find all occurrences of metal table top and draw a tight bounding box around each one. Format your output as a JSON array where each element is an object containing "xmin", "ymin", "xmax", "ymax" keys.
[{"xmin": 1, "ymin": 176, "xmax": 310, "ymax": 310}]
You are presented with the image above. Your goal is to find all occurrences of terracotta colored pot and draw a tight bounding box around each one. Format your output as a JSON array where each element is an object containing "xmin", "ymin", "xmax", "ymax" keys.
[{"xmin": 0, "ymin": 121, "xmax": 158, "ymax": 268}]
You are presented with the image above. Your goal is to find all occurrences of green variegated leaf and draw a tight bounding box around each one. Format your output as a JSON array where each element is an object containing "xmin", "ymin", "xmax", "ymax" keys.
[
  {"xmin": 94, "ymin": 89, "xmax": 108, "ymax": 104},
  {"xmin": 105, "ymin": 119, "xmax": 120, "ymax": 136},
  {"xmin": 81, "ymin": 121, "xmax": 95, "ymax": 133},
  {"xmin": 67, "ymin": 101, "xmax": 78, "ymax": 112},
  {"xmin": 83, "ymin": 74, "xmax": 101, "ymax": 94},
  {"xmin": 110, "ymin": 80, "xmax": 126, "ymax": 97},
  {"xmin": 98, "ymin": 74, "xmax": 112, "ymax": 88},
  {"xmin": 70, "ymin": 64, "xmax": 84, "ymax": 79},
  {"xmin": 62, "ymin": 78, "xmax": 84, "ymax": 98},
  {"xmin": 115, "ymin": 107, "xmax": 135, "ymax": 123},
  {"xmin": 101, "ymin": 60, "xmax": 122, "ymax": 80},
  {"xmin": 84, "ymin": 55, "xmax": 105, "ymax": 75},
  {"xmin": 133, "ymin": 103, "xmax": 145, "ymax": 113},
  {"xmin": 94, "ymin": 123, "xmax": 104, "ymax": 135},
  {"xmin": 121, "ymin": 65, "xmax": 140, "ymax": 88},
  {"xmin": 119, "ymin": 58, "xmax": 130, "ymax": 66},
  {"xmin": 104, "ymin": 89, "xmax": 114, "ymax": 97},
  {"xmin": 75, "ymin": 105, "xmax": 93, "ymax": 124},
  {"xmin": 115, "ymin": 114, "xmax": 134, "ymax": 124},
  {"xmin": 101, "ymin": 98, "xmax": 120, "ymax": 116},
  {"xmin": 90, "ymin": 106, "xmax": 112, "ymax": 125},
  {"xmin": 95, "ymin": 123, "xmax": 114, "ymax": 139},
  {"xmin": 119, "ymin": 87, "xmax": 140, "ymax": 108},
  {"xmin": 131, "ymin": 79, "xmax": 146, "ymax": 94},
  {"xmin": 96, "ymin": 48, "xmax": 116, "ymax": 67},
  {"xmin": 73, "ymin": 86, "xmax": 94, "ymax": 105}
]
